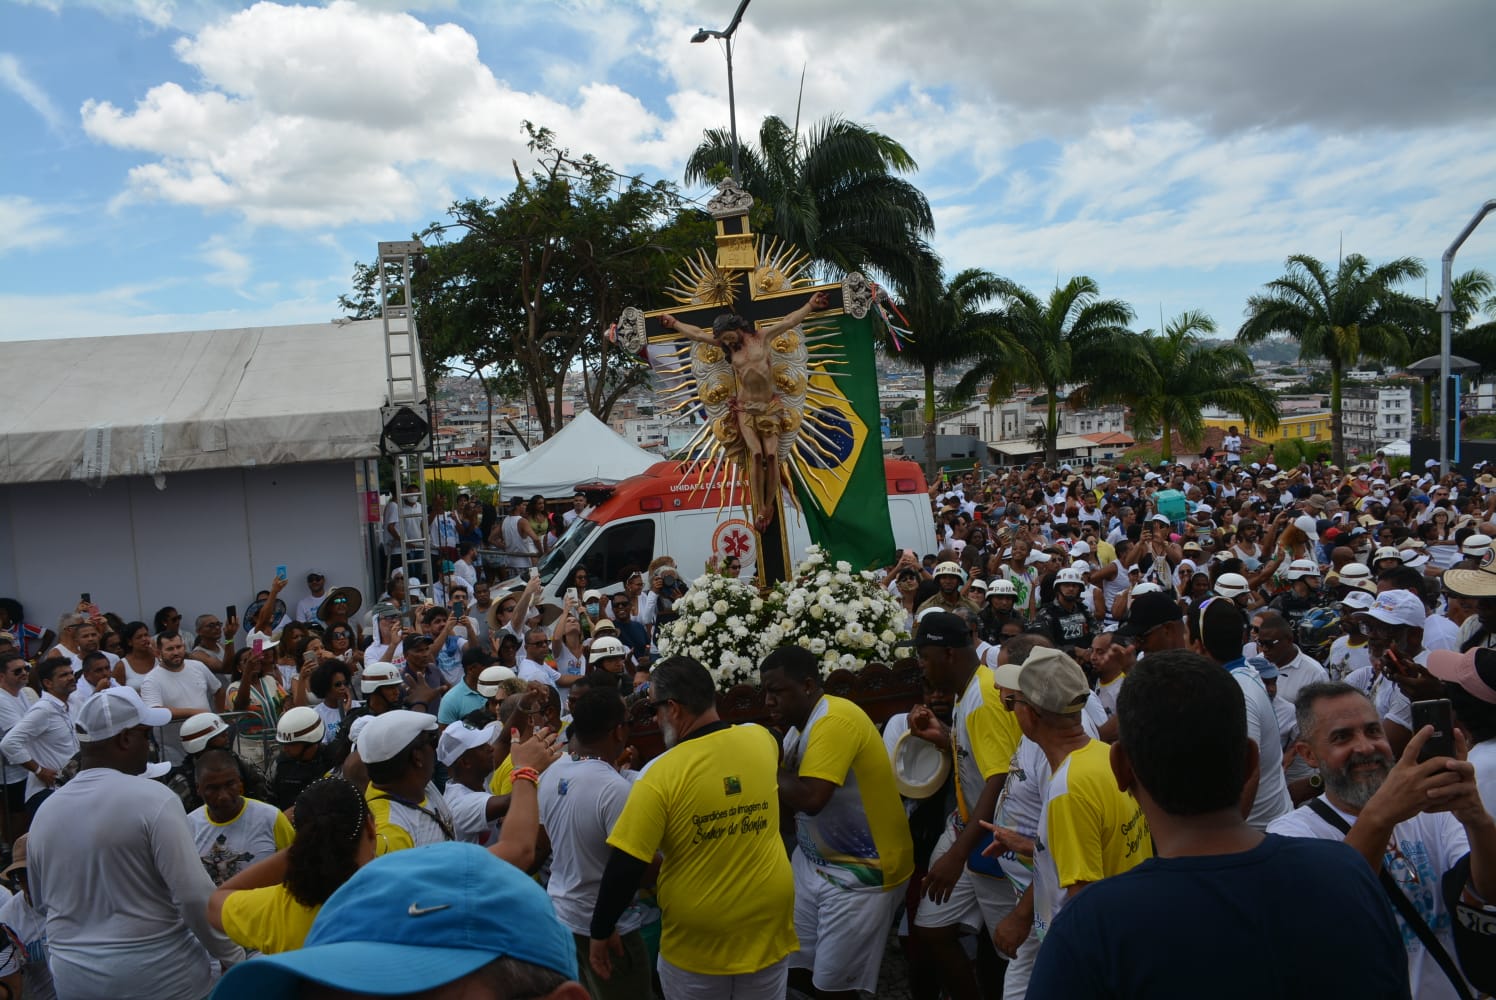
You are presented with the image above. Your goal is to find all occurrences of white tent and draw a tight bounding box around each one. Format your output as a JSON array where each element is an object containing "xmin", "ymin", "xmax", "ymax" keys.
[
  {"xmin": 499, "ymin": 411, "xmax": 659, "ymax": 497},
  {"xmin": 1, "ymin": 320, "xmax": 395, "ymax": 624},
  {"xmin": 1382, "ymin": 438, "xmax": 1411, "ymax": 456}
]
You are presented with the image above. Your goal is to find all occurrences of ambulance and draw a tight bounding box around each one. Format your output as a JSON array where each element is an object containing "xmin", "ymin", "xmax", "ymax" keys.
[{"xmin": 517, "ymin": 459, "xmax": 937, "ymax": 599}]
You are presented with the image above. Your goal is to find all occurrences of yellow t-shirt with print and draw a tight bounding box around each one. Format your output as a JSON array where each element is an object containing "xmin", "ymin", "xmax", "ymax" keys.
[
  {"xmin": 220, "ymin": 882, "xmax": 320, "ymax": 955},
  {"xmin": 487, "ymin": 754, "xmax": 514, "ymax": 795},
  {"xmin": 1046, "ymin": 739, "xmax": 1152, "ymax": 888},
  {"xmin": 793, "ymin": 695, "xmax": 915, "ymax": 891},
  {"xmin": 608, "ymin": 723, "xmax": 795, "ymax": 976},
  {"xmin": 953, "ymin": 666, "xmax": 1023, "ymax": 821}
]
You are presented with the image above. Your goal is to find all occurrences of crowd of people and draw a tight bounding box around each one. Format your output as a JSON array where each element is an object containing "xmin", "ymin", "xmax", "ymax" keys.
[{"xmin": 0, "ymin": 451, "xmax": 1492, "ymax": 998}]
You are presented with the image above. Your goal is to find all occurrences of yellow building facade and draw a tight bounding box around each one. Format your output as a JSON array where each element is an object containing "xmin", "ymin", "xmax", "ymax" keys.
[{"xmin": 1202, "ymin": 411, "xmax": 1333, "ymax": 445}]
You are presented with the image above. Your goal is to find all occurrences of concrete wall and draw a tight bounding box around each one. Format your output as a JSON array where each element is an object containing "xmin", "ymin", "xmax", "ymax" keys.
[{"xmin": 0, "ymin": 462, "xmax": 374, "ymax": 635}]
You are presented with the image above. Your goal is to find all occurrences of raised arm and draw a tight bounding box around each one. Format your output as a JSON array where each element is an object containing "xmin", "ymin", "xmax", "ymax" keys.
[
  {"xmin": 761, "ymin": 290, "xmax": 830, "ymax": 339},
  {"xmin": 658, "ymin": 313, "xmax": 714, "ymax": 343}
]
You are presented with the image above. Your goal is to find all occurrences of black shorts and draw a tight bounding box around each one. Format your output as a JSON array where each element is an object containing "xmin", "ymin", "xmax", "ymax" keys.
[{"xmin": 3, "ymin": 780, "xmax": 23, "ymax": 816}]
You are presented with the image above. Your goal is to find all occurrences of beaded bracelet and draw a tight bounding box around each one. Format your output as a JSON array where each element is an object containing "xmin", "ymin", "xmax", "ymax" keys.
[{"xmin": 511, "ymin": 767, "xmax": 540, "ymax": 786}]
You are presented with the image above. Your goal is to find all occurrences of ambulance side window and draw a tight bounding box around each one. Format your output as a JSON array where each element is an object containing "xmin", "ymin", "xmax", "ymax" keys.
[{"xmin": 584, "ymin": 519, "xmax": 655, "ymax": 586}]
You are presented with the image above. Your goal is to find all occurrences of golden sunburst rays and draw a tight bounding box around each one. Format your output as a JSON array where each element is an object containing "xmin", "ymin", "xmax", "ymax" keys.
[
  {"xmin": 753, "ymin": 238, "xmax": 815, "ymax": 295},
  {"xmin": 665, "ymin": 251, "xmax": 740, "ymax": 307}
]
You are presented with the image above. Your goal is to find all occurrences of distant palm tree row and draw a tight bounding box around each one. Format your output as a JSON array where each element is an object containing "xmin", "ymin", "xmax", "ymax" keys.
[{"xmin": 687, "ymin": 115, "xmax": 1495, "ymax": 472}]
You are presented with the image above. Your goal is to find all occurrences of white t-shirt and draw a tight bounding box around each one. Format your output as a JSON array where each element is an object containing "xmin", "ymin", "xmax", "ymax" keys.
[
  {"xmin": 187, "ymin": 798, "xmax": 290, "ymax": 886},
  {"xmin": 140, "ymin": 662, "xmax": 223, "ymax": 765},
  {"xmin": 1229, "ymin": 665, "xmax": 1292, "ymax": 831},
  {"xmin": 0, "ymin": 687, "xmax": 40, "ymax": 785},
  {"xmin": 48, "ymin": 647, "xmax": 119, "ymax": 676},
  {"xmin": 1469, "ymin": 739, "xmax": 1496, "ymax": 823},
  {"xmin": 444, "ymin": 780, "xmax": 500, "ymax": 847},
  {"xmin": 1093, "ymin": 674, "xmax": 1124, "ymax": 720},
  {"xmin": 1344, "ymin": 665, "xmax": 1415, "ymax": 732},
  {"xmin": 27, "ymin": 767, "xmax": 243, "ymax": 999},
  {"xmin": 1325, "ymin": 635, "xmax": 1372, "ymax": 681},
  {"xmin": 538, "ymin": 754, "xmax": 643, "ymax": 937},
  {"xmin": 1421, "ymin": 614, "xmax": 1461, "ymax": 653},
  {"xmin": 517, "ymin": 657, "xmax": 560, "ymax": 692},
  {"xmin": 295, "ymin": 594, "xmax": 325, "ymax": 623},
  {"xmin": 0, "ymin": 887, "xmax": 52, "ymax": 1000},
  {"xmin": 1223, "ymin": 435, "xmax": 1242, "ymax": 461},
  {"xmin": 1268, "ymin": 802, "xmax": 1470, "ymax": 1000}
]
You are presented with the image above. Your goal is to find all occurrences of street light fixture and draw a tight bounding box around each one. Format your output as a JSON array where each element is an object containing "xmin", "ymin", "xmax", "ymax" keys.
[
  {"xmin": 690, "ymin": 0, "xmax": 752, "ymax": 182},
  {"xmin": 1437, "ymin": 199, "xmax": 1496, "ymax": 475}
]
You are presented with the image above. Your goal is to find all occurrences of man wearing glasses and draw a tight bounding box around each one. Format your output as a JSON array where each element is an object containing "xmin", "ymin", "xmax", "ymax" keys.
[
  {"xmin": 1255, "ymin": 611, "xmax": 1330, "ymax": 787},
  {"xmin": 0, "ymin": 649, "xmax": 38, "ymax": 837}
]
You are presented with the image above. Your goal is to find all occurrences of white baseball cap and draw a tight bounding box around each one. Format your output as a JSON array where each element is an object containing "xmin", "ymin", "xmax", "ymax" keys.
[
  {"xmin": 1340, "ymin": 590, "xmax": 1377, "ymax": 612},
  {"xmin": 437, "ymin": 720, "xmax": 498, "ymax": 767},
  {"xmin": 1356, "ymin": 590, "xmax": 1426, "ymax": 628},
  {"xmin": 74, "ymin": 687, "xmax": 172, "ymax": 743},
  {"xmin": 357, "ymin": 710, "xmax": 438, "ymax": 765},
  {"xmin": 360, "ymin": 662, "xmax": 403, "ymax": 695},
  {"xmin": 180, "ymin": 712, "xmax": 230, "ymax": 755}
]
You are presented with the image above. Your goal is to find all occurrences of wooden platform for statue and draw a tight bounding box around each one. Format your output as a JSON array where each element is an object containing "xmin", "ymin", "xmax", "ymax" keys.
[{"xmin": 626, "ymin": 658, "xmax": 924, "ymax": 762}]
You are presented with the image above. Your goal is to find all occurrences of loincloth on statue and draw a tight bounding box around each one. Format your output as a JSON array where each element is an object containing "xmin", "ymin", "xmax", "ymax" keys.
[{"xmin": 727, "ymin": 394, "xmax": 796, "ymax": 434}]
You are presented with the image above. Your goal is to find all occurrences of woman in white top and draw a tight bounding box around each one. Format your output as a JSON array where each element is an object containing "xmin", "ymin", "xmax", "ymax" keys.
[{"xmin": 112, "ymin": 621, "xmax": 159, "ymax": 693}]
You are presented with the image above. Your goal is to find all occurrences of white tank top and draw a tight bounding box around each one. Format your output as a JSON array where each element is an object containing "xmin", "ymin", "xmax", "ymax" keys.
[{"xmin": 502, "ymin": 515, "xmax": 535, "ymax": 557}]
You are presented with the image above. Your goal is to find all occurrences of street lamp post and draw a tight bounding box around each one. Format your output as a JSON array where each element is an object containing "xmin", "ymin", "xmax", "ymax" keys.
[
  {"xmin": 1438, "ymin": 199, "xmax": 1496, "ymax": 475},
  {"xmin": 691, "ymin": 0, "xmax": 752, "ymax": 182}
]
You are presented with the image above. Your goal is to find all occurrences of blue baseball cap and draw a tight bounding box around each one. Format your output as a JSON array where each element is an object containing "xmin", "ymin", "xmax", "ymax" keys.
[{"xmin": 212, "ymin": 843, "xmax": 577, "ymax": 997}]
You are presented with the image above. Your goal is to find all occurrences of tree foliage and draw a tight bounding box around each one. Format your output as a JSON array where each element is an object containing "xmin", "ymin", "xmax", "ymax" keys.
[
  {"xmin": 955, "ymin": 276, "xmax": 1143, "ymax": 464},
  {"xmin": 341, "ymin": 124, "xmax": 713, "ymax": 439},
  {"xmin": 684, "ymin": 114, "xmax": 938, "ymax": 291},
  {"xmin": 1238, "ymin": 252, "xmax": 1425, "ymax": 465}
]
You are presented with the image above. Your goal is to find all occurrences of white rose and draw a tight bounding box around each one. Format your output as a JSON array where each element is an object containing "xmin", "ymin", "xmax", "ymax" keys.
[
  {"xmin": 839, "ymin": 653, "xmax": 859, "ymax": 670},
  {"xmin": 693, "ymin": 622, "xmax": 708, "ymax": 637},
  {"xmin": 798, "ymin": 635, "xmax": 812, "ymax": 649},
  {"xmin": 691, "ymin": 592, "xmax": 709, "ymax": 610},
  {"xmin": 835, "ymin": 629, "xmax": 850, "ymax": 645},
  {"xmin": 818, "ymin": 592, "xmax": 837, "ymax": 609},
  {"xmin": 861, "ymin": 631, "xmax": 878, "ymax": 649},
  {"xmin": 809, "ymin": 605, "xmax": 825, "ymax": 620},
  {"xmin": 700, "ymin": 611, "xmax": 718, "ymax": 626},
  {"xmin": 809, "ymin": 638, "xmax": 827, "ymax": 655},
  {"xmin": 880, "ymin": 629, "xmax": 898, "ymax": 644},
  {"xmin": 750, "ymin": 597, "xmax": 765, "ymax": 613},
  {"xmin": 713, "ymin": 600, "xmax": 729, "ymax": 615}
]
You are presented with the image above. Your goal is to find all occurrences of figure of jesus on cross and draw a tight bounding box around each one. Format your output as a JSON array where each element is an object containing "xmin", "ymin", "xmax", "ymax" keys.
[{"xmin": 660, "ymin": 290, "xmax": 830, "ymax": 533}]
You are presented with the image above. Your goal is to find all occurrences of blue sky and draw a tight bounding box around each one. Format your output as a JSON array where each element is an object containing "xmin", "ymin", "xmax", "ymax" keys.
[{"xmin": 3, "ymin": 0, "xmax": 1494, "ymax": 345}]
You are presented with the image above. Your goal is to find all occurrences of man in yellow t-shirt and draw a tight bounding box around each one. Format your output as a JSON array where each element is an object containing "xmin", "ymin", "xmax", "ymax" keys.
[
  {"xmin": 359, "ymin": 711, "xmax": 455, "ymax": 853},
  {"xmin": 909, "ymin": 611, "xmax": 1023, "ymax": 1000},
  {"xmin": 1002, "ymin": 647, "xmax": 1151, "ymax": 940},
  {"xmin": 760, "ymin": 646, "xmax": 914, "ymax": 998},
  {"xmin": 589, "ymin": 656, "xmax": 795, "ymax": 999}
]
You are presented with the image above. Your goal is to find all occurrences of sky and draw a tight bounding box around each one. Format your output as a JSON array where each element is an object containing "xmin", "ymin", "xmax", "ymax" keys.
[{"xmin": 3, "ymin": 0, "xmax": 1495, "ymax": 346}]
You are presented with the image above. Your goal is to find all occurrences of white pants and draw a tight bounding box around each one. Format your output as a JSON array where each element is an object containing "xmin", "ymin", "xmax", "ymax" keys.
[
  {"xmin": 657, "ymin": 954, "xmax": 789, "ymax": 1000},
  {"xmin": 789, "ymin": 849, "xmax": 905, "ymax": 994},
  {"xmin": 912, "ymin": 823, "xmax": 1017, "ymax": 932},
  {"xmin": 1002, "ymin": 927, "xmax": 1040, "ymax": 1000}
]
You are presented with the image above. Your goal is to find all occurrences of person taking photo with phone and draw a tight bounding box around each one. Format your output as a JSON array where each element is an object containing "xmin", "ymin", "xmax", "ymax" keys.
[{"xmin": 1269, "ymin": 682, "xmax": 1496, "ymax": 1000}]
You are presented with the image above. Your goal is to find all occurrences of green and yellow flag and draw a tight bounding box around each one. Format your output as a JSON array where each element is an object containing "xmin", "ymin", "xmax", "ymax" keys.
[{"xmin": 791, "ymin": 313, "xmax": 895, "ymax": 570}]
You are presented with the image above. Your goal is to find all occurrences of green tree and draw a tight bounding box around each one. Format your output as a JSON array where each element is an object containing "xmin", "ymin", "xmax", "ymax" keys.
[
  {"xmin": 1238, "ymin": 253, "xmax": 1425, "ymax": 465},
  {"xmin": 343, "ymin": 125, "xmax": 712, "ymax": 441},
  {"xmin": 1101, "ymin": 311, "xmax": 1279, "ymax": 460},
  {"xmin": 885, "ymin": 266, "xmax": 1005, "ymax": 479},
  {"xmin": 955, "ymin": 276, "xmax": 1143, "ymax": 465},
  {"xmin": 684, "ymin": 114, "xmax": 938, "ymax": 290},
  {"xmin": 1405, "ymin": 269, "xmax": 1496, "ymax": 426}
]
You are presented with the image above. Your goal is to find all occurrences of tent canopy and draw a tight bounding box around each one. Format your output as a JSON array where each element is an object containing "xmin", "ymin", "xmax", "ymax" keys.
[
  {"xmin": 499, "ymin": 411, "xmax": 659, "ymax": 497},
  {"xmin": 2, "ymin": 320, "xmax": 401, "ymax": 486}
]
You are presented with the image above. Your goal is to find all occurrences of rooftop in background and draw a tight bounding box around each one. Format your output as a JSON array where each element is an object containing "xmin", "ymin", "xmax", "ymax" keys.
[{"xmin": 3, "ymin": 319, "xmax": 400, "ymax": 486}]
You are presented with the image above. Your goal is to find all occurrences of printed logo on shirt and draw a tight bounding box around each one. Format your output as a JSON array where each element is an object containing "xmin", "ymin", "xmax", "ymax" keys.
[
  {"xmin": 557, "ymin": 779, "xmax": 570, "ymax": 797},
  {"xmin": 723, "ymin": 775, "xmax": 742, "ymax": 796}
]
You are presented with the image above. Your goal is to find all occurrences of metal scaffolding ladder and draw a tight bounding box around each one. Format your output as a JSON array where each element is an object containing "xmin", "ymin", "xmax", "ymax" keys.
[{"xmin": 378, "ymin": 240, "xmax": 432, "ymax": 620}]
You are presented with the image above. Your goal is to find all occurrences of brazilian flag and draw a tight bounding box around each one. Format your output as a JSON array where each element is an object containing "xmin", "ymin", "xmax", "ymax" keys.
[{"xmin": 791, "ymin": 313, "xmax": 896, "ymax": 570}]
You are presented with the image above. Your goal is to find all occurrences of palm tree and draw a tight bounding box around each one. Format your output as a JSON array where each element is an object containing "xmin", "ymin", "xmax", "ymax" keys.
[
  {"xmin": 1406, "ymin": 269, "xmax": 1496, "ymax": 427},
  {"xmin": 885, "ymin": 266, "xmax": 1006, "ymax": 479},
  {"xmin": 1238, "ymin": 253, "xmax": 1425, "ymax": 465},
  {"xmin": 684, "ymin": 115, "xmax": 938, "ymax": 290},
  {"xmin": 1103, "ymin": 312, "xmax": 1279, "ymax": 461},
  {"xmin": 956, "ymin": 276, "xmax": 1142, "ymax": 465}
]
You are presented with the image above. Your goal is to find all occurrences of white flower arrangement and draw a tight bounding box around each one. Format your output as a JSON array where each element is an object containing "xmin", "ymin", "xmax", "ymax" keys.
[{"xmin": 656, "ymin": 545, "xmax": 909, "ymax": 693}]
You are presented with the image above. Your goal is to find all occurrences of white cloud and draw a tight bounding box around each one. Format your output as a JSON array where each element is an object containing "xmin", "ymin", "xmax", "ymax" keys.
[
  {"xmin": 0, "ymin": 195, "xmax": 68, "ymax": 255},
  {"xmin": 199, "ymin": 235, "xmax": 253, "ymax": 293},
  {"xmin": 0, "ymin": 52, "xmax": 66, "ymax": 132}
]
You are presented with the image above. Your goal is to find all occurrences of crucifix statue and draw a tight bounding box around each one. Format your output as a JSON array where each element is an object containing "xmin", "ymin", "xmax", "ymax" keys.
[{"xmin": 614, "ymin": 179, "xmax": 877, "ymax": 581}]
